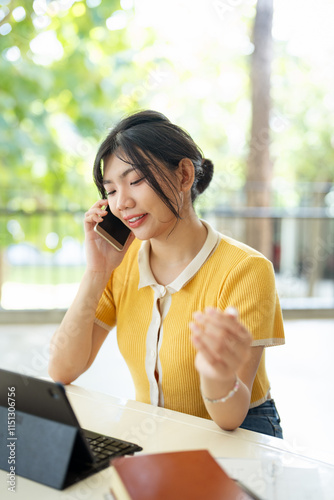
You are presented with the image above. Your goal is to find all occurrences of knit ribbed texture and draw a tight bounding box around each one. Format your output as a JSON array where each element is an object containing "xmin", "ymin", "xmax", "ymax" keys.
[{"xmin": 95, "ymin": 235, "xmax": 285, "ymax": 419}]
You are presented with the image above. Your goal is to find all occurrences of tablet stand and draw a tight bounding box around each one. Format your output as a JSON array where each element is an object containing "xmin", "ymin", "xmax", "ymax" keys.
[{"xmin": 0, "ymin": 408, "xmax": 92, "ymax": 490}]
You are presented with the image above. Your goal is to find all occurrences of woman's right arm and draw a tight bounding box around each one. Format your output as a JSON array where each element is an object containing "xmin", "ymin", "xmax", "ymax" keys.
[
  {"xmin": 48, "ymin": 269, "xmax": 111, "ymax": 384},
  {"xmin": 48, "ymin": 200, "xmax": 134, "ymax": 384}
]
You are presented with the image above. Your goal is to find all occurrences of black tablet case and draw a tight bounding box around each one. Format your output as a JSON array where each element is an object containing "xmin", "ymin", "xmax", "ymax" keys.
[{"xmin": 0, "ymin": 369, "xmax": 102, "ymax": 489}]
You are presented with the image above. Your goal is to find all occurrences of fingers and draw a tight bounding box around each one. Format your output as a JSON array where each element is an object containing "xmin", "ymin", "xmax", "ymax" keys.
[
  {"xmin": 190, "ymin": 307, "xmax": 252, "ymax": 376},
  {"xmin": 192, "ymin": 307, "xmax": 250, "ymax": 348},
  {"xmin": 224, "ymin": 306, "xmax": 238, "ymax": 318},
  {"xmin": 85, "ymin": 199, "xmax": 108, "ymax": 225}
]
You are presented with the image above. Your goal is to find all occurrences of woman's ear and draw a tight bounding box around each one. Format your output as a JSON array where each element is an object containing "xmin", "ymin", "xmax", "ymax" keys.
[{"xmin": 178, "ymin": 158, "xmax": 195, "ymax": 192}]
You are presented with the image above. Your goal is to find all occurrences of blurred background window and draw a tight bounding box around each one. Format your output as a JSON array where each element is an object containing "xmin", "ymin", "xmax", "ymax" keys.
[{"xmin": 0, "ymin": 0, "xmax": 333, "ymax": 312}]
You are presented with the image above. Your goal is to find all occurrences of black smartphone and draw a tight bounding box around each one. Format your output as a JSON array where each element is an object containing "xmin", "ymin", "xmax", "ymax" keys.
[{"xmin": 93, "ymin": 205, "xmax": 131, "ymax": 251}]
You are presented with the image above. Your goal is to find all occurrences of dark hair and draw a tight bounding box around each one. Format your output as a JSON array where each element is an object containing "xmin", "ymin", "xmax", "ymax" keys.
[{"xmin": 93, "ymin": 110, "xmax": 214, "ymax": 218}]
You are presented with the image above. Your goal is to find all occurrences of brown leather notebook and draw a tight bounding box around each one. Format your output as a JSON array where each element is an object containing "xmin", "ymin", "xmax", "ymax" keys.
[{"xmin": 109, "ymin": 449, "xmax": 259, "ymax": 500}]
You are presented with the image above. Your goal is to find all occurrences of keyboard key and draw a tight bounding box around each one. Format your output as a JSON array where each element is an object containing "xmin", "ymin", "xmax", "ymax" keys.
[
  {"xmin": 105, "ymin": 445, "xmax": 122, "ymax": 453},
  {"xmin": 83, "ymin": 429, "xmax": 142, "ymax": 465}
]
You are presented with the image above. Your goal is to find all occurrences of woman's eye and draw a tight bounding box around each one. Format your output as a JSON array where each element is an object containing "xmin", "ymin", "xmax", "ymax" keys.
[
  {"xmin": 130, "ymin": 177, "xmax": 145, "ymax": 186},
  {"xmin": 106, "ymin": 190, "xmax": 116, "ymax": 196}
]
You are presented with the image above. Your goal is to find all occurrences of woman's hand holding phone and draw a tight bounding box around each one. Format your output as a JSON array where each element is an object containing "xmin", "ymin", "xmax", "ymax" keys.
[{"xmin": 84, "ymin": 199, "xmax": 134, "ymax": 275}]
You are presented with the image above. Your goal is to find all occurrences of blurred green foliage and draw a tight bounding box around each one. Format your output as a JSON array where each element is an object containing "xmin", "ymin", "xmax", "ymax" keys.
[{"xmin": 0, "ymin": 0, "xmax": 130, "ymax": 215}]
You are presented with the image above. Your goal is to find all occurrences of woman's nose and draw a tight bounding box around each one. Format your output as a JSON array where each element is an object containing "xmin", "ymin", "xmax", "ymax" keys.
[{"xmin": 116, "ymin": 188, "xmax": 135, "ymax": 212}]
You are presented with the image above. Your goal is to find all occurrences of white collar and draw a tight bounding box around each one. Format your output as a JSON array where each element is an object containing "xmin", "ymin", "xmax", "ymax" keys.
[{"xmin": 138, "ymin": 220, "xmax": 221, "ymax": 294}]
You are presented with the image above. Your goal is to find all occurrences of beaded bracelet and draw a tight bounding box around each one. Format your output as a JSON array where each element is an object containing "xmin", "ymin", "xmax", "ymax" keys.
[{"xmin": 201, "ymin": 376, "xmax": 240, "ymax": 404}]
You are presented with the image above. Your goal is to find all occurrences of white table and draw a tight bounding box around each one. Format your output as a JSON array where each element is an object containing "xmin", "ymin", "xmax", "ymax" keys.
[{"xmin": 1, "ymin": 384, "xmax": 333, "ymax": 499}]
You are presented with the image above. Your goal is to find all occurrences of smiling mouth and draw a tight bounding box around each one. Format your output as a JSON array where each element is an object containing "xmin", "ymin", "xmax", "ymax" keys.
[{"xmin": 128, "ymin": 214, "xmax": 146, "ymax": 223}]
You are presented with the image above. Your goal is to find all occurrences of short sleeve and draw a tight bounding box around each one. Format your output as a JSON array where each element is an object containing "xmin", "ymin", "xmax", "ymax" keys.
[
  {"xmin": 94, "ymin": 274, "xmax": 117, "ymax": 332},
  {"xmin": 219, "ymin": 255, "xmax": 285, "ymax": 346}
]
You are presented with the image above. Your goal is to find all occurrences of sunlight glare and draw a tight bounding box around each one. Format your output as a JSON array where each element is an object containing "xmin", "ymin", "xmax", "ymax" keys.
[{"xmin": 29, "ymin": 31, "xmax": 64, "ymax": 65}]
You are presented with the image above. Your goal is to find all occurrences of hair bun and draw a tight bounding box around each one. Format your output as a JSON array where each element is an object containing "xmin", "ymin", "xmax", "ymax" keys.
[{"xmin": 196, "ymin": 158, "xmax": 214, "ymax": 194}]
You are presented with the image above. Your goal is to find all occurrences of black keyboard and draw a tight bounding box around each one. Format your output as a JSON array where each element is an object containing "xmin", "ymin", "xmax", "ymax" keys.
[{"xmin": 85, "ymin": 432, "xmax": 142, "ymax": 464}]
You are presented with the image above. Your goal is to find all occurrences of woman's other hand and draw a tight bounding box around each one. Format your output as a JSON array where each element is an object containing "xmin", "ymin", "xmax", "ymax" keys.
[{"xmin": 190, "ymin": 307, "xmax": 252, "ymax": 383}]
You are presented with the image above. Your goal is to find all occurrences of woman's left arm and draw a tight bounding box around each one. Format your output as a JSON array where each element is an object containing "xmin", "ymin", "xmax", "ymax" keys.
[{"xmin": 190, "ymin": 307, "xmax": 263, "ymax": 431}]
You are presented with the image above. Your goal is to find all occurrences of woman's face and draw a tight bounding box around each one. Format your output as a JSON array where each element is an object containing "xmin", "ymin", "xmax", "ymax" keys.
[{"xmin": 103, "ymin": 154, "xmax": 179, "ymax": 242}]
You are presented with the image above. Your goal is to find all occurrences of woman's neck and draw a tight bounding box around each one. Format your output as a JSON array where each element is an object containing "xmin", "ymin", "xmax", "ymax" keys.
[{"xmin": 149, "ymin": 213, "xmax": 207, "ymax": 286}]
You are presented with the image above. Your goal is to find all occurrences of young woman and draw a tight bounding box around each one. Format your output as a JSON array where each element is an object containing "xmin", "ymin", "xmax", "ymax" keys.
[{"xmin": 49, "ymin": 110, "xmax": 285, "ymax": 437}]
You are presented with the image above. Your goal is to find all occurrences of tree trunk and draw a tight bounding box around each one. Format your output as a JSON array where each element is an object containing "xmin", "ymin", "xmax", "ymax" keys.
[{"xmin": 246, "ymin": 0, "xmax": 273, "ymax": 260}]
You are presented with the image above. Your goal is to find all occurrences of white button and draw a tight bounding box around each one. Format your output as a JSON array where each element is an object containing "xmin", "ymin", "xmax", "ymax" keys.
[
  {"xmin": 160, "ymin": 286, "xmax": 166, "ymax": 297},
  {"xmin": 155, "ymin": 318, "xmax": 160, "ymax": 326},
  {"xmin": 150, "ymin": 350, "xmax": 155, "ymax": 358}
]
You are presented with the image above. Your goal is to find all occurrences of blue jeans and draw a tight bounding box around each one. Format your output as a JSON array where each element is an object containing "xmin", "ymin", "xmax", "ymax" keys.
[{"xmin": 239, "ymin": 399, "xmax": 283, "ymax": 438}]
